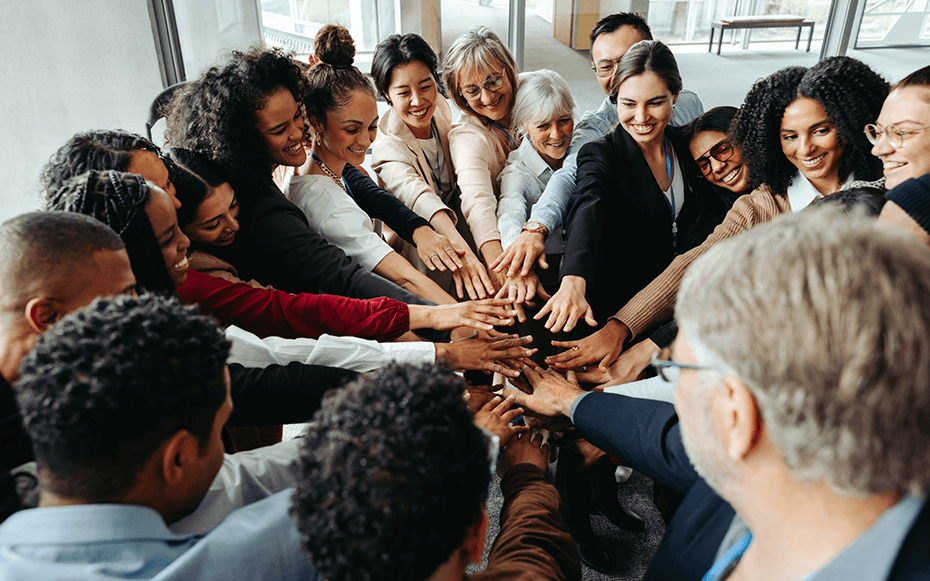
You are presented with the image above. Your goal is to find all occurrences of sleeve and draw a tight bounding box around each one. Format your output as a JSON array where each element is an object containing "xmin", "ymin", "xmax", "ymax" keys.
[
  {"xmin": 245, "ymin": 176, "xmax": 428, "ymax": 305},
  {"xmin": 342, "ymin": 163, "xmax": 432, "ymax": 243},
  {"xmin": 559, "ymin": 141, "xmax": 611, "ymax": 282},
  {"xmin": 177, "ymin": 270, "xmax": 410, "ymax": 342},
  {"xmin": 670, "ymin": 89, "xmax": 705, "ymax": 127},
  {"xmin": 470, "ymin": 464, "xmax": 581, "ymax": 581},
  {"xmin": 612, "ymin": 190, "xmax": 774, "ymax": 338},
  {"xmin": 449, "ymin": 124, "xmax": 503, "ymax": 249},
  {"xmin": 226, "ymin": 361, "xmax": 358, "ymax": 426},
  {"xmin": 572, "ymin": 391, "xmax": 700, "ymax": 495},
  {"xmin": 648, "ymin": 320, "xmax": 678, "ymax": 350},
  {"xmin": 371, "ymin": 136, "xmax": 454, "ymax": 223},
  {"xmin": 224, "ymin": 326, "xmax": 437, "ymax": 373},
  {"xmin": 496, "ymin": 155, "xmax": 533, "ymax": 250}
]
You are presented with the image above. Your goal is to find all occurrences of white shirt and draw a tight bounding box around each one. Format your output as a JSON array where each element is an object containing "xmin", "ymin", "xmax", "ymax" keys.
[
  {"xmin": 286, "ymin": 174, "xmax": 394, "ymax": 272},
  {"xmin": 786, "ymin": 172, "xmax": 855, "ymax": 212},
  {"xmin": 224, "ymin": 325, "xmax": 436, "ymax": 372}
]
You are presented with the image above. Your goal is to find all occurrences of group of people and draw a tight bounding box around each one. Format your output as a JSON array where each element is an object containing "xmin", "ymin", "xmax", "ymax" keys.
[{"xmin": 1, "ymin": 9, "xmax": 930, "ymax": 581}]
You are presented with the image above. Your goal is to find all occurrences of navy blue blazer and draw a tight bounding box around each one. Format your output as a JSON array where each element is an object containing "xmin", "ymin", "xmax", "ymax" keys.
[{"xmin": 572, "ymin": 392, "xmax": 930, "ymax": 580}]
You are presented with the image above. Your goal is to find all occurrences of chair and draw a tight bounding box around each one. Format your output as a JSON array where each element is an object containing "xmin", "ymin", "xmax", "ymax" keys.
[{"xmin": 145, "ymin": 81, "xmax": 188, "ymax": 142}]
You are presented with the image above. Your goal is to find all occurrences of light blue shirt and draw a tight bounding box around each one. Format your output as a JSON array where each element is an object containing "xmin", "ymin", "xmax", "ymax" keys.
[
  {"xmin": 497, "ymin": 137, "xmax": 565, "ymax": 254},
  {"xmin": 0, "ymin": 489, "xmax": 319, "ymax": 581},
  {"xmin": 528, "ymin": 90, "xmax": 704, "ymax": 233}
]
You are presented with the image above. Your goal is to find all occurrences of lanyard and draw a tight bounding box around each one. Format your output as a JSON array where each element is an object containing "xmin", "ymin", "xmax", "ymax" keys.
[
  {"xmin": 663, "ymin": 136, "xmax": 678, "ymax": 253},
  {"xmin": 700, "ymin": 532, "xmax": 752, "ymax": 581},
  {"xmin": 490, "ymin": 121, "xmax": 519, "ymax": 150}
]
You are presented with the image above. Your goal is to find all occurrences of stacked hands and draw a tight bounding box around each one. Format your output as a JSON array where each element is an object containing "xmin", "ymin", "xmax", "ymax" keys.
[
  {"xmin": 488, "ymin": 230, "xmax": 658, "ymax": 385},
  {"xmin": 411, "ymin": 225, "xmax": 497, "ymax": 301}
]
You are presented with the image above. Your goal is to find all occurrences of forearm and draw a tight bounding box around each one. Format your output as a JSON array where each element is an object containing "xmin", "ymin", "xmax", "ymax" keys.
[
  {"xmin": 480, "ymin": 240, "xmax": 504, "ymax": 268},
  {"xmin": 429, "ymin": 210, "xmax": 468, "ymax": 249},
  {"xmin": 343, "ymin": 164, "xmax": 431, "ymax": 242},
  {"xmin": 374, "ymin": 252, "xmax": 457, "ymax": 305},
  {"xmin": 528, "ymin": 154, "xmax": 577, "ymax": 233}
]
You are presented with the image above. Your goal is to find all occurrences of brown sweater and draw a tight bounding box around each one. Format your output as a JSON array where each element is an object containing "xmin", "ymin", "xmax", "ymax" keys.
[
  {"xmin": 470, "ymin": 464, "xmax": 580, "ymax": 581},
  {"xmin": 612, "ymin": 187, "xmax": 792, "ymax": 337}
]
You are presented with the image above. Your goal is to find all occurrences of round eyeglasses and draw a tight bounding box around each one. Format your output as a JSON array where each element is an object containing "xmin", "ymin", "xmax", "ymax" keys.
[
  {"xmin": 461, "ymin": 72, "xmax": 505, "ymax": 101},
  {"xmin": 694, "ymin": 140, "xmax": 734, "ymax": 176},
  {"xmin": 864, "ymin": 123, "xmax": 929, "ymax": 150},
  {"xmin": 591, "ymin": 56, "xmax": 623, "ymax": 79}
]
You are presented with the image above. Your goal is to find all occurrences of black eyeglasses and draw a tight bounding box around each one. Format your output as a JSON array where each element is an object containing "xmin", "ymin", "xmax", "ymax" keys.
[
  {"xmin": 694, "ymin": 140, "xmax": 734, "ymax": 176},
  {"xmin": 650, "ymin": 352, "xmax": 717, "ymax": 382}
]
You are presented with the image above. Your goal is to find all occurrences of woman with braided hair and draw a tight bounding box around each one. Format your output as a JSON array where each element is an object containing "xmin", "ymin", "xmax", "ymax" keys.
[{"xmin": 546, "ymin": 56, "xmax": 889, "ymax": 382}]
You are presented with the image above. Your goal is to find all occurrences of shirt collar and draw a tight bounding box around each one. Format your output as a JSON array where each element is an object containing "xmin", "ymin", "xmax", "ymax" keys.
[
  {"xmin": 599, "ymin": 96, "xmax": 619, "ymax": 127},
  {"xmin": 0, "ymin": 503, "xmax": 186, "ymax": 544},
  {"xmin": 515, "ymin": 137, "xmax": 554, "ymax": 181},
  {"xmin": 786, "ymin": 172, "xmax": 855, "ymax": 212}
]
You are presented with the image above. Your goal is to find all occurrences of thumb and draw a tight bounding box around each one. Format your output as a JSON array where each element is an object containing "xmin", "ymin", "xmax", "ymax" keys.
[
  {"xmin": 584, "ymin": 308, "xmax": 598, "ymax": 328},
  {"xmin": 537, "ymin": 253, "xmax": 549, "ymax": 270}
]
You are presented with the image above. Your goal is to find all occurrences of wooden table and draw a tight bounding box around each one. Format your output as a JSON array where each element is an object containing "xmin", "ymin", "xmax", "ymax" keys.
[{"xmin": 708, "ymin": 18, "xmax": 815, "ymax": 55}]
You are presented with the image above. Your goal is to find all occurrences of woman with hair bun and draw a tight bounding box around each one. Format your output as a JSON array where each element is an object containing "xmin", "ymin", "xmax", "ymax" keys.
[
  {"xmin": 443, "ymin": 27, "xmax": 521, "ymax": 289},
  {"xmin": 371, "ymin": 33, "xmax": 496, "ymax": 301},
  {"xmin": 549, "ymin": 56, "xmax": 889, "ymax": 376},
  {"xmin": 163, "ymin": 45, "xmax": 441, "ymax": 312},
  {"xmin": 288, "ymin": 25, "xmax": 466, "ymax": 308}
]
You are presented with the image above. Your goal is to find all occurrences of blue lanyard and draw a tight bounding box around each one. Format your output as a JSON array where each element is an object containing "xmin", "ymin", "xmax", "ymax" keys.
[
  {"xmin": 700, "ymin": 533, "xmax": 752, "ymax": 581},
  {"xmin": 663, "ymin": 136, "xmax": 678, "ymax": 253},
  {"xmin": 490, "ymin": 121, "xmax": 518, "ymax": 150}
]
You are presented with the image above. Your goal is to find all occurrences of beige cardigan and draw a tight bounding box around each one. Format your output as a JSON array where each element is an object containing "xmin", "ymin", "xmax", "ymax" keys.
[
  {"xmin": 448, "ymin": 113, "xmax": 514, "ymax": 250},
  {"xmin": 612, "ymin": 187, "xmax": 792, "ymax": 337}
]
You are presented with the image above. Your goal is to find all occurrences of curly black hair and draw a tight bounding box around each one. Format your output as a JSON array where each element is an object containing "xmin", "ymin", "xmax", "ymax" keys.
[
  {"xmin": 164, "ymin": 45, "xmax": 310, "ymax": 178},
  {"xmin": 291, "ymin": 363, "xmax": 492, "ymax": 581},
  {"xmin": 44, "ymin": 170, "xmax": 176, "ymax": 293},
  {"xmin": 39, "ymin": 129, "xmax": 173, "ymax": 203},
  {"xmin": 732, "ymin": 57, "xmax": 888, "ymax": 194},
  {"xmin": 15, "ymin": 293, "xmax": 230, "ymax": 502},
  {"xmin": 305, "ymin": 25, "xmax": 377, "ymax": 127},
  {"xmin": 169, "ymin": 148, "xmax": 232, "ymax": 228},
  {"xmin": 0, "ymin": 211, "xmax": 125, "ymax": 320}
]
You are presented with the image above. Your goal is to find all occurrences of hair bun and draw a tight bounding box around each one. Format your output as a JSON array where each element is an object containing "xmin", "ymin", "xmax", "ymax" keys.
[{"xmin": 314, "ymin": 24, "xmax": 356, "ymax": 68}]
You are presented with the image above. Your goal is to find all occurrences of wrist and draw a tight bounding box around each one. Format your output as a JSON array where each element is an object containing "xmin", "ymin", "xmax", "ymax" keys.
[
  {"xmin": 521, "ymin": 222, "xmax": 549, "ymax": 240},
  {"xmin": 434, "ymin": 343, "xmax": 458, "ymax": 368},
  {"xmin": 412, "ymin": 225, "xmax": 432, "ymax": 244},
  {"xmin": 562, "ymin": 275, "xmax": 587, "ymax": 293}
]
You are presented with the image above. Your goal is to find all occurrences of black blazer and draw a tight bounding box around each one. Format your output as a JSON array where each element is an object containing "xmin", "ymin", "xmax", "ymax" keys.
[
  {"xmin": 561, "ymin": 124, "xmax": 731, "ymax": 327},
  {"xmin": 574, "ymin": 392, "xmax": 930, "ymax": 581}
]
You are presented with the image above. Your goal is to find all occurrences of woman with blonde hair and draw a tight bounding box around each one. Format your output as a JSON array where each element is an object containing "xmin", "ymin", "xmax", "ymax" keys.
[{"xmin": 444, "ymin": 27, "xmax": 520, "ymax": 291}]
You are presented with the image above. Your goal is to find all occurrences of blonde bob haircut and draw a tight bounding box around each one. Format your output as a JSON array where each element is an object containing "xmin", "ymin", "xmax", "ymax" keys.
[{"xmin": 442, "ymin": 26, "xmax": 519, "ymax": 122}]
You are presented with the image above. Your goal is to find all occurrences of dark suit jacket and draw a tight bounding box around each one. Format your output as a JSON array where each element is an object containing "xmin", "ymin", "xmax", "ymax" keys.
[
  {"xmin": 561, "ymin": 125, "xmax": 732, "ymax": 327},
  {"xmin": 573, "ymin": 392, "xmax": 930, "ymax": 580}
]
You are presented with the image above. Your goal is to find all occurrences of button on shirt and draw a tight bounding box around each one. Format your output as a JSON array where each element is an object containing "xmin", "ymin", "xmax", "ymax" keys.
[
  {"xmin": 526, "ymin": 90, "xmax": 704, "ymax": 235},
  {"xmin": 0, "ymin": 490, "xmax": 318, "ymax": 581},
  {"xmin": 497, "ymin": 138, "xmax": 566, "ymax": 254}
]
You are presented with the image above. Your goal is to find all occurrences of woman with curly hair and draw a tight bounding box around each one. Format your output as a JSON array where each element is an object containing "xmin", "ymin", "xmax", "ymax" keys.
[
  {"xmin": 371, "ymin": 32, "xmax": 495, "ymax": 301},
  {"xmin": 546, "ymin": 56, "xmax": 889, "ymax": 377},
  {"xmin": 288, "ymin": 25, "xmax": 464, "ymax": 308},
  {"xmin": 163, "ymin": 45, "xmax": 442, "ymax": 311},
  {"xmin": 443, "ymin": 27, "xmax": 520, "ymax": 290}
]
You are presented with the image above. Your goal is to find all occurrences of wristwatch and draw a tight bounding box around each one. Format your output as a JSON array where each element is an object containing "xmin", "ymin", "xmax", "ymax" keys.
[{"xmin": 521, "ymin": 221, "xmax": 549, "ymax": 239}]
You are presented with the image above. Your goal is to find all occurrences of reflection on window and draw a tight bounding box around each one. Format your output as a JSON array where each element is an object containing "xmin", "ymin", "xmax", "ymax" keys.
[
  {"xmin": 259, "ymin": 0, "xmax": 397, "ymax": 54},
  {"xmin": 856, "ymin": 0, "xmax": 930, "ymax": 46}
]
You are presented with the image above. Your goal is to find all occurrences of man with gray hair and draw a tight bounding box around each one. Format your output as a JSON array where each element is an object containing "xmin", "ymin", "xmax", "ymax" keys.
[{"xmin": 508, "ymin": 207, "xmax": 930, "ymax": 580}]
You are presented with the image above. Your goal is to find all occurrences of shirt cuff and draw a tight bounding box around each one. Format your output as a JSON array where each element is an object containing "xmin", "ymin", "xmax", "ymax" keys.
[{"xmin": 569, "ymin": 391, "xmax": 593, "ymax": 423}]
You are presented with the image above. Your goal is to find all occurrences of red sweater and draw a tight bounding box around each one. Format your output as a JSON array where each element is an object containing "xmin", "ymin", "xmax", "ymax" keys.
[{"xmin": 177, "ymin": 270, "xmax": 409, "ymax": 341}]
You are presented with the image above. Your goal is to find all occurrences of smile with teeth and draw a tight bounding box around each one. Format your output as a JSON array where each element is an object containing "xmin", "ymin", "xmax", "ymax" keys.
[
  {"xmin": 799, "ymin": 153, "xmax": 826, "ymax": 167},
  {"xmin": 219, "ymin": 232, "xmax": 235, "ymax": 242},
  {"xmin": 483, "ymin": 95, "xmax": 503, "ymax": 109},
  {"xmin": 348, "ymin": 147, "xmax": 366, "ymax": 155},
  {"xmin": 721, "ymin": 166, "xmax": 741, "ymax": 183},
  {"xmin": 882, "ymin": 160, "xmax": 906, "ymax": 170},
  {"xmin": 284, "ymin": 143, "xmax": 302, "ymax": 154},
  {"xmin": 631, "ymin": 123, "xmax": 654, "ymax": 134},
  {"xmin": 172, "ymin": 256, "xmax": 189, "ymax": 270},
  {"xmin": 409, "ymin": 108, "xmax": 429, "ymax": 118},
  {"xmin": 547, "ymin": 139, "xmax": 567, "ymax": 148}
]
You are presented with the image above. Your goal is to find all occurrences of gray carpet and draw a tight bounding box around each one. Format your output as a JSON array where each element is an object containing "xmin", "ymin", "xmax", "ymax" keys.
[{"xmin": 470, "ymin": 466, "xmax": 666, "ymax": 581}]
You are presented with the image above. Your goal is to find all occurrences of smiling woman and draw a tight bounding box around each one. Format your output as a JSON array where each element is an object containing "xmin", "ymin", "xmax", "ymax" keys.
[{"xmin": 869, "ymin": 65, "xmax": 930, "ymax": 190}]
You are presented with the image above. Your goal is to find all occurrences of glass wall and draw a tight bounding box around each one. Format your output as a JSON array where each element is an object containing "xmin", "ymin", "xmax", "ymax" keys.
[
  {"xmin": 647, "ymin": 0, "xmax": 830, "ymax": 44},
  {"xmin": 855, "ymin": 0, "xmax": 930, "ymax": 47}
]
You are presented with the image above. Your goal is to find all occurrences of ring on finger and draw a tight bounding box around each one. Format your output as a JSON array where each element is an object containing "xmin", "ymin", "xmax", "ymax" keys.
[
  {"xmin": 429, "ymin": 253, "xmax": 438, "ymax": 258},
  {"xmin": 572, "ymin": 345, "xmax": 579, "ymax": 351},
  {"xmin": 444, "ymin": 247, "xmax": 454, "ymax": 252}
]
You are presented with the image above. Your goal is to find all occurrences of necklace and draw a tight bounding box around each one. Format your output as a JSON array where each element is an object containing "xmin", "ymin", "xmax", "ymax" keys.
[{"xmin": 310, "ymin": 151, "xmax": 346, "ymax": 192}]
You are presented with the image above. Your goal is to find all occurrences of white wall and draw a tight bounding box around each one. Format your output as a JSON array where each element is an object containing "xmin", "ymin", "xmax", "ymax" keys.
[{"xmin": 0, "ymin": 0, "xmax": 164, "ymax": 222}]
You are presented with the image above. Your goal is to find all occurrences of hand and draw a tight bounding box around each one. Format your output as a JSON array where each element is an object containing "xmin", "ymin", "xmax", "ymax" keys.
[
  {"xmin": 464, "ymin": 384, "xmax": 500, "ymax": 412},
  {"xmin": 451, "ymin": 247, "xmax": 497, "ymax": 300},
  {"xmin": 473, "ymin": 393, "xmax": 529, "ymax": 449},
  {"xmin": 545, "ymin": 318, "xmax": 630, "ymax": 372},
  {"xmin": 411, "ymin": 298, "xmax": 517, "ymax": 331},
  {"xmin": 534, "ymin": 275, "xmax": 596, "ymax": 333},
  {"xmin": 491, "ymin": 230, "xmax": 548, "ymax": 277},
  {"xmin": 574, "ymin": 338, "xmax": 659, "ymax": 386},
  {"xmin": 436, "ymin": 334, "xmax": 537, "ymax": 377},
  {"xmin": 412, "ymin": 226, "xmax": 463, "ymax": 274},
  {"xmin": 503, "ymin": 364, "xmax": 585, "ymax": 418},
  {"xmin": 497, "ymin": 430, "xmax": 550, "ymax": 477},
  {"xmin": 494, "ymin": 270, "xmax": 552, "ymax": 323}
]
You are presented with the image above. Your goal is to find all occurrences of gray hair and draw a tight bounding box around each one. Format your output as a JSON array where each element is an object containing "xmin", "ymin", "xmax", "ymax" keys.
[
  {"xmin": 510, "ymin": 70, "xmax": 575, "ymax": 141},
  {"xmin": 677, "ymin": 207, "xmax": 930, "ymax": 497},
  {"xmin": 442, "ymin": 26, "xmax": 518, "ymax": 121}
]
